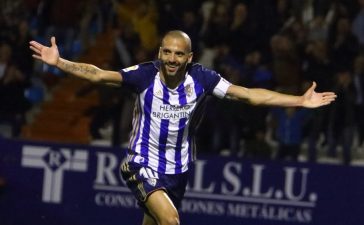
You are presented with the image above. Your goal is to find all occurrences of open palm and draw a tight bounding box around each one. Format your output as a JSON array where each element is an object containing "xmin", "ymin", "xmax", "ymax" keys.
[
  {"xmin": 29, "ymin": 37, "xmax": 59, "ymax": 66},
  {"xmin": 302, "ymin": 82, "xmax": 337, "ymax": 108}
]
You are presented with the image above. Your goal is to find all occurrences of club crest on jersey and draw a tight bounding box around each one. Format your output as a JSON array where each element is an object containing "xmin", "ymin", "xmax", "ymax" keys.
[
  {"xmin": 122, "ymin": 65, "xmax": 139, "ymax": 72},
  {"xmin": 185, "ymin": 84, "xmax": 193, "ymax": 97},
  {"xmin": 155, "ymin": 89, "xmax": 162, "ymax": 97}
]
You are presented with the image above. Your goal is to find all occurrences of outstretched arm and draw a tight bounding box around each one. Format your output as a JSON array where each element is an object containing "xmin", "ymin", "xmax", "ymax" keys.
[
  {"xmin": 29, "ymin": 37, "xmax": 122, "ymax": 86},
  {"xmin": 225, "ymin": 82, "xmax": 336, "ymax": 108}
]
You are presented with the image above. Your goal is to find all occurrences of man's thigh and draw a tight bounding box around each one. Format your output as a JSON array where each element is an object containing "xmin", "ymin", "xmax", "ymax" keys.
[
  {"xmin": 145, "ymin": 190, "xmax": 179, "ymax": 224},
  {"xmin": 120, "ymin": 161, "xmax": 188, "ymax": 213}
]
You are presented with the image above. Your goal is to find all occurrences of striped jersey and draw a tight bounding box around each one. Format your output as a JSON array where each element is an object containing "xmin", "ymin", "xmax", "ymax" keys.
[{"xmin": 120, "ymin": 60, "xmax": 231, "ymax": 174}]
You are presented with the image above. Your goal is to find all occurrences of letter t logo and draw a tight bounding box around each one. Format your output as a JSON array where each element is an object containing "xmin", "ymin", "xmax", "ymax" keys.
[{"xmin": 21, "ymin": 146, "xmax": 88, "ymax": 203}]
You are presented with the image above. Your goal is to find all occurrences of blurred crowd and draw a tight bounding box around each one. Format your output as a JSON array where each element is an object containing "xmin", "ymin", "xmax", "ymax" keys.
[{"xmin": 1, "ymin": 0, "xmax": 364, "ymax": 165}]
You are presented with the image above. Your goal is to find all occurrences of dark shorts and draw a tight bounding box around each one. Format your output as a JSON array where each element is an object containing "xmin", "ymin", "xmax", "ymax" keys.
[{"xmin": 120, "ymin": 160, "xmax": 189, "ymax": 213}]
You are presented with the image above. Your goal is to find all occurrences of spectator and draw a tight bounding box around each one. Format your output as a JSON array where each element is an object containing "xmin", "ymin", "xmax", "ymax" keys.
[
  {"xmin": 327, "ymin": 69, "xmax": 356, "ymax": 165},
  {"xmin": 353, "ymin": 55, "xmax": 364, "ymax": 151},
  {"xmin": 178, "ymin": 10, "xmax": 202, "ymax": 55},
  {"xmin": 270, "ymin": 106, "xmax": 310, "ymax": 161},
  {"xmin": 352, "ymin": 0, "xmax": 364, "ymax": 48},
  {"xmin": 12, "ymin": 19, "xmax": 34, "ymax": 76},
  {"xmin": 302, "ymin": 40, "xmax": 334, "ymax": 162},
  {"xmin": 210, "ymin": 44, "xmax": 244, "ymax": 155},
  {"xmin": 244, "ymin": 128, "xmax": 272, "ymax": 160},
  {"xmin": 0, "ymin": 43, "xmax": 31, "ymax": 137},
  {"xmin": 328, "ymin": 16, "xmax": 359, "ymax": 72},
  {"xmin": 227, "ymin": 2, "xmax": 257, "ymax": 61},
  {"xmin": 270, "ymin": 34, "xmax": 301, "ymax": 89},
  {"xmin": 202, "ymin": 1, "xmax": 231, "ymax": 48},
  {"xmin": 112, "ymin": 0, "xmax": 159, "ymax": 53}
]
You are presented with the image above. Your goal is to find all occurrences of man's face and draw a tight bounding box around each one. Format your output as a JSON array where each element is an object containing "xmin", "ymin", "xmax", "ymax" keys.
[{"xmin": 159, "ymin": 36, "xmax": 192, "ymax": 78}]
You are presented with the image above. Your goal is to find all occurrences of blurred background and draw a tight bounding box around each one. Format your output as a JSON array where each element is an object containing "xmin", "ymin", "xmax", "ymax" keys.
[{"xmin": 1, "ymin": 0, "xmax": 364, "ymax": 166}]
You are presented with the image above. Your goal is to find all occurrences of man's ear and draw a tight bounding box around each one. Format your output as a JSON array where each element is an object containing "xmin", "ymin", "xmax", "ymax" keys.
[
  {"xmin": 158, "ymin": 47, "xmax": 162, "ymax": 59},
  {"xmin": 188, "ymin": 52, "xmax": 193, "ymax": 63}
]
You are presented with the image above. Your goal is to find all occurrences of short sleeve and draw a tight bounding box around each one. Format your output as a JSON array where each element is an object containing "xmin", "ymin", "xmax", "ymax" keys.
[
  {"xmin": 212, "ymin": 77, "xmax": 232, "ymax": 99},
  {"xmin": 189, "ymin": 64, "xmax": 231, "ymax": 96},
  {"xmin": 188, "ymin": 63, "xmax": 226, "ymax": 92},
  {"xmin": 120, "ymin": 61, "xmax": 158, "ymax": 93}
]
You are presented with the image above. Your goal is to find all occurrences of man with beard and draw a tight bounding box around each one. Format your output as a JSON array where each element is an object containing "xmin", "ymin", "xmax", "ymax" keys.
[{"xmin": 29, "ymin": 30, "xmax": 336, "ymax": 225}]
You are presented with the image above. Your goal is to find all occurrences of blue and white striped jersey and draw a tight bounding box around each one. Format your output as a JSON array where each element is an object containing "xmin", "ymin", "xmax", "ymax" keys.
[{"xmin": 120, "ymin": 61, "xmax": 231, "ymax": 174}]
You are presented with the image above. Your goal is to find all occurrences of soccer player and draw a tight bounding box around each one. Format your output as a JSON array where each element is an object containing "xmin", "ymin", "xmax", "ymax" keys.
[{"xmin": 29, "ymin": 30, "xmax": 336, "ymax": 225}]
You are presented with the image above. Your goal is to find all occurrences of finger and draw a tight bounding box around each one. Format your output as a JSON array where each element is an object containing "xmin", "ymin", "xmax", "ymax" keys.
[
  {"xmin": 29, "ymin": 40, "xmax": 41, "ymax": 47},
  {"xmin": 305, "ymin": 81, "xmax": 316, "ymax": 95},
  {"xmin": 324, "ymin": 97, "xmax": 336, "ymax": 102},
  {"xmin": 29, "ymin": 43, "xmax": 43, "ymax": 53},
  {"xmin": 29, "ymin": 40, "xmax": 38, "ymax": 46},
  {"xmin": 324, "ymin": 100, "xmax": 334, "ymax": 105},
  {"xmin": 320, "ymin": 93, "xmax": 336, "ymax": 99},
  {"xmin": 319, "ymin": 100, "xmax": 330, "ymax": 106},
  {"xmin": 29, "ymin": 46, "xmax": 41, "ymax": 54},
  {"xmin": 324, "ymin": 94, "xmax": 337, "ymax": 99},
  {"xmin": 32, "ymin": 54, "xmax": 42, "ymax": 60},
  {"xmin": 321, "ymin": 96, "xmax": 335, "ymax": 102},
  {"xmin": 51, "ymin": 36, "xmax": 56, "ymax": 47},
  {"xmin": 322, "ymin": 102, "xmax": 331, "ymax": 106},
  {"xmin": 323, "ymin": 95, "xmax": 337, "ymax": 101},
  {"xmin": 323, "ymin": 98, "xmax": 336, "ymax": 103},
  {"xmin": 322, "ymin": 93, "xmax": 336, "ymax": 98},
  {"xmin": 322, "ymin": 92, "xmax": 336, "ymax": 96},
  {"xmin": 310, "ymin": 81, "xmax": 317, "ymax": 91}
]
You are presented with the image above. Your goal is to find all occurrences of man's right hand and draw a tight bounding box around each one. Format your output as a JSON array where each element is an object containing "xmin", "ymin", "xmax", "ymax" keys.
[{"xmin": 29, "ymin": 37, "xmax": 60, "ymax": 66}]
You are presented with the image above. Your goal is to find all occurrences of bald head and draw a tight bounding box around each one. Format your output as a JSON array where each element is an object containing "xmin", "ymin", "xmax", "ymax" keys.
[{"xmin": 161, "ymin": 30, "xmax": 192, "ymax": 52}]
